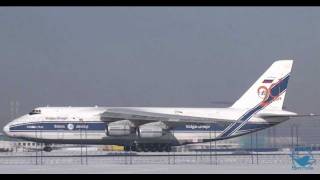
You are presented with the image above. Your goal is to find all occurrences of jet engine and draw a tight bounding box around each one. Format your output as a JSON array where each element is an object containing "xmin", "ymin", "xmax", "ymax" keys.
[
  {"xmin": 137, "ymin": 122, "xmax": 168, "ymax": 138},
  {"xmin": 106, "ymin": 120, "xmax": 135, "ymax": 136}
]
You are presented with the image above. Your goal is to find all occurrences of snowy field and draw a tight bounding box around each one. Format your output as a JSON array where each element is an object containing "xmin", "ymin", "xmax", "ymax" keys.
[
  {"xmin": 0, "ymin": 151, "xmax": 319, "ymax": 174},
  {"xmin": 0, "ymin": 163, "xmax": 319, "ymax": 174}
]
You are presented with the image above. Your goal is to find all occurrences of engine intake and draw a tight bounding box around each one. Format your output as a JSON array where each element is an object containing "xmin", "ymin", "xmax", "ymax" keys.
[
  {"xmin": 106, "ymin": 120, "xmax": 135, "ymax": 136},
  {"xmin": 137, "ymin": 122, "xmax": 168, "ymax": 138}
]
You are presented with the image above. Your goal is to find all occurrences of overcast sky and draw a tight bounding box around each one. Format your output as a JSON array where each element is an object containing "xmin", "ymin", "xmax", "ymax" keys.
[{"xmin": 0, "ymin": 7, "xmax": 320, "ymax": 131}]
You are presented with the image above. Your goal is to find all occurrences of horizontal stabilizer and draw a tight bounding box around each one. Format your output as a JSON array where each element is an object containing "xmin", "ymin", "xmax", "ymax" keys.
[{"xmin": 257, "ymin": 112, "xmax": 319, "ymax": 118}]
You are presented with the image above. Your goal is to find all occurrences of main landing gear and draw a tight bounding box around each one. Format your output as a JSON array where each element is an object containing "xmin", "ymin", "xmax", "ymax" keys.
[{"xmin": 124, "ymin": 143, "xmax": 172, "ymax": 152}]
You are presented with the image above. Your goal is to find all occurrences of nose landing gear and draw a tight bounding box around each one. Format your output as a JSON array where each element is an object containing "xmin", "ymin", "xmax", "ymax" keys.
[{"xmin": 43, "ymin": 145, "xmax": 52, "ymax": 152}]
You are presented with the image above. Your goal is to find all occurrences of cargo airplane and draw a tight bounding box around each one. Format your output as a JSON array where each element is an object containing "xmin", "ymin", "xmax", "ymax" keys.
[{"xmin": 3, "ymin": 60, "xmax": 314, "ymax": 152}]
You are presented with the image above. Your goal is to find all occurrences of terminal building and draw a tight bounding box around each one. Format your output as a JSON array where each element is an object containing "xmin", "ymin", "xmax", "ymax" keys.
[{"xmin": 0, "ymin": 133, "xmax": 40, "ymax": 152}]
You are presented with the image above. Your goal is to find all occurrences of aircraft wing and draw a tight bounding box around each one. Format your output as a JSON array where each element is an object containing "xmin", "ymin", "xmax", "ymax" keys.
[{"xmin": 100, "ymin": 108, "xmax": 225, "ymax": 125}]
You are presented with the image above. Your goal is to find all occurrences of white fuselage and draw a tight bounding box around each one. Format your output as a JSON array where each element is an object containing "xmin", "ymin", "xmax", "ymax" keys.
[{"xmin": 3, "ymin": 106, "xmax": 290, "ymax": 146}]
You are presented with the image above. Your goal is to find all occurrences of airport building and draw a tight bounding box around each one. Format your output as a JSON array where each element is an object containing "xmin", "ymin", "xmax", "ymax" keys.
[{"xmin": 0, "ymin": 133, "xmax": 40, "ymax": 152}]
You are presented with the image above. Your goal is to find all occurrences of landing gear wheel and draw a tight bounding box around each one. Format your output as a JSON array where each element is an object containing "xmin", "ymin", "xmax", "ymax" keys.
[
  {"xmin": 151, "ymin": 146, "xmax": 157, "ymax": 152},
  {"xmin": 131, "ymin": 145, "xmax": 136, "ymax": 152},
  {"xmin": 142, "ymin": 144, "xmax": 148, "ymax": 152},
  {"xmin": 165, "ymin": 145, "xmax": 171, "ymax": 152},
  {"xmin": 158, "ymin": 144, "xmax": 166, "ymax": 152},
  {"xmin": 135, "ymin": 145, "xmax": 142, "ymax": 152},
  {"xmin": 43, "ymin": 146, "xmax": 52, "ymax": 152}
]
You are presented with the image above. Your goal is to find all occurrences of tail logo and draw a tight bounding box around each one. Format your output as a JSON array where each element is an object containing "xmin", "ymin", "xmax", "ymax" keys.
[
  {"xmin": 257, "ymin": 82, "xmax": 283, "ymax": 103},
  {"xmin": 257, "ymin": 86, "xmax": 269, "ymax": 101}
]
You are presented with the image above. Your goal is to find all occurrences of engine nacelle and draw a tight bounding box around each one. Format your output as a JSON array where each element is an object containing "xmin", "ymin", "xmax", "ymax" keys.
[
  {"xmin": 106, "ymin": 120, "xmax": 135, "ymax": 136},
  {"xmin": 137, "ymin": 122, "xmax": 168, "ymax": 138}
]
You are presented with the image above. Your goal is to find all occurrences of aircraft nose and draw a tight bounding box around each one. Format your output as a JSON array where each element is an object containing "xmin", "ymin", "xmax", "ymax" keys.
[{"xmin": 3, "ymin": 123, "xmax": 11, "ymax": 136}]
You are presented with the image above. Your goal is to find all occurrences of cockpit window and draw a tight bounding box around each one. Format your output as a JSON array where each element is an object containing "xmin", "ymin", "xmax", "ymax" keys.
[{"xmin": 29, "ymin": 109, "xmax": 41, "ymax": 115}]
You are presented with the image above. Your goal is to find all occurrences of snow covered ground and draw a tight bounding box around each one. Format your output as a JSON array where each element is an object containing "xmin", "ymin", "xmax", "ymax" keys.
[
  {"xmin": 0, "ymin": 163, "xmax": 319, "ymax": 174},
  {"xmin": 0, "ymin": 151, "xmax": 319, "ymax": 174}
]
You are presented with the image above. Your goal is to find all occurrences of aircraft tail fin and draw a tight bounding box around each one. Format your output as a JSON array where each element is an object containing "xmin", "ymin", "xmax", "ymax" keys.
[{"xmin": 231, "ymin": 60, "xmax": 293, "ymax": 110}]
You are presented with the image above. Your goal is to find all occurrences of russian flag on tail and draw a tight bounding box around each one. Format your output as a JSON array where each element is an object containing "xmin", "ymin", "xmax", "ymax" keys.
[{"xmin": 263, "ymin": 79, "xmax": 273, "ymax": 83}]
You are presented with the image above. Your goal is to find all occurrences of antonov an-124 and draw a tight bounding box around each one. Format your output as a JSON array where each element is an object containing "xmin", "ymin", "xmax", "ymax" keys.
[{"xmin": 3, "ymin": 60, "xmax": 316, "ymax": 152}]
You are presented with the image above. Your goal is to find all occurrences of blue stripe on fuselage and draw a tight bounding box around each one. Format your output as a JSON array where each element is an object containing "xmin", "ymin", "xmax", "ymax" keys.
[
  {"xmin": 9, "ymin": 122, "xmax": 106, "ymax": 132},
  {"xmin": 9, "ymin": 121, "xmax": 275, "ymax": 134}
]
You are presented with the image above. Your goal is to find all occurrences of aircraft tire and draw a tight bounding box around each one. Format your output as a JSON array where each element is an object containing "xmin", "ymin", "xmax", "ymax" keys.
[{"xmin": 43, "ymin": 146, "xmax": 52, "ymax": 152}]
